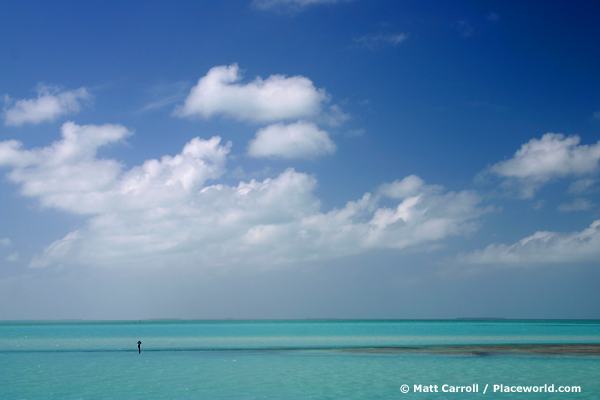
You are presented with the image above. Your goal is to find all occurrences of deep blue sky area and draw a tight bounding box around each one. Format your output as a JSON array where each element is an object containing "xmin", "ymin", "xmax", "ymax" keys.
[{"xmin": 1, "ymin": 0, "xmax": 599, "ymax": 320}]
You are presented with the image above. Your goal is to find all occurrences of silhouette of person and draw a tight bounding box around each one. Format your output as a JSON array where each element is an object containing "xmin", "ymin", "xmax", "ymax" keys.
[{"xmin": 138, "ymin": 340, "xmax": 142, "ymax": 354}]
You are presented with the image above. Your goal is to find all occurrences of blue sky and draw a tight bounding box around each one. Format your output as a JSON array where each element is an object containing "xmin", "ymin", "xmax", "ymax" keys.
[{"xmin": 1, "ymin": 0, "xmax": 599, "ymax": 320}]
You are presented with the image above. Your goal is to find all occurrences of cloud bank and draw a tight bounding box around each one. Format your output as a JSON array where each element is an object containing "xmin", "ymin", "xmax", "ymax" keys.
[
  {"xmin": 460, "ymin": 220, "xmax": 600, "ymax": 266},
  {"xmin": 174, "ymin": 64, "xmax": 328, "ymax": 123},
  {"xmin": 0, "ymin": 122, "xmax": 485, "ymax": 270},
  {"xmin": 3, "ymin": 86, "xmax": 91, "ymax": 127}
]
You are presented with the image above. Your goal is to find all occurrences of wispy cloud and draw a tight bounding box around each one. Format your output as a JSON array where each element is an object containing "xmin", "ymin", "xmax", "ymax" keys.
[
  {"xmin": 457, "ymin": 20, "xmax": 474, "ymax": 37},
  {"xmin": 253, "ymin": 0, "xmax": 352, "ymax": 12},
  {"xmin": 138, "ymin": 81, "xmax": 189, "ymax": 113},
  {"xmin": 568, "ymin": 178, "xmax": 597, "ymax": 194},
  {"xmin": 345, "ymin": 128, "xmax": 365, "ymax": 137},
  {"xmin": 557, "ymin": 198, "xmax": 595, "ymax": 212},
  {"xmin": 487, "ymin": 12, "xmax": 500, "ymax": 22},
  {"xmin": 353, "ymin": 32, "xmax": 408, "ymax": 50},
  {"xmin": 5, "ymin": 252, "xmax": 19, "ymax": 262},
  {"xmin": 318, "ymin": 105, "xmax": 350, "ymax": 127}
]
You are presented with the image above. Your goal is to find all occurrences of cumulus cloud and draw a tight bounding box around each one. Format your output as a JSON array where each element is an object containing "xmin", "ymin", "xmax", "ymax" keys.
[
  {"xmin": 459, "ymin": 220, "xmax": 600, "ymax": 266},
  {"xmin": 0, "ymin": 122, "xmax": 133, "ymax": 214},
  {"xmin": 3, "ymin": 86, "xmax": 91, "ymax": 126},
  {"xmin": 0, "ymin": 126, "xmax": 486, "ymax": 269},
  {"xmin": 0, "ymin": 122, "xmax": 230, "ymax": 215},
  {"xmin": 353, "ymin": 33, "xmax": 408, "ymax": 50},
  {"xmin": 0, "ymin": 238, "xmax": 11, "ymax": 247},
  {"xmin": 174, "ymin": 64, "xmax": 328, "ymax": 123},
  {"xmin": 486, "ymin": 133, "xmax": 600, "ymax": 198},
  {"xmin": 247, "ymin": 121, "xmax": 336, "ymax": 159}
]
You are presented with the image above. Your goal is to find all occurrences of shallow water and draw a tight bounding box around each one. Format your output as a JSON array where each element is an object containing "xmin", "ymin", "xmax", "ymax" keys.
[{"xmin": 1, "ymin": 320, "xmax": 599, "ymax": 399}]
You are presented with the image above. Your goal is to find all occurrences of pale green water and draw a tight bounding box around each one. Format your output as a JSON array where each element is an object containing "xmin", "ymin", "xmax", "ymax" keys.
[{"xmin": 1, "ymin": 320, "xmax": 599, "ymax": 399}]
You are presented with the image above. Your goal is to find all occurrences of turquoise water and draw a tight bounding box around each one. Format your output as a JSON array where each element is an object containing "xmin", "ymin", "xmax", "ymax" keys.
[{"xmin": 1, "ymin": 320, "xmax": 599, "ymax": 399}]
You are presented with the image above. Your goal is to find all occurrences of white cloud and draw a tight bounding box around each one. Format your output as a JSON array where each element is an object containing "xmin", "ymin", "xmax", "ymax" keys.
[
  {"xmin": 459, "ymin": 220, "xmax": 600, "ymax": 266},
  {"xmin": 3, "ymin": 86, "xmax": 91, "ymax": 127},
  {"xmin": 317, "ymin": 185, "xmax": 485, "ymax": 253},
  {"xmin": 0, "ymin": 238, "xmax": 11, "ymax": 247},
  {"xmin": 0, "ymin": 122, "xmax": 230, "ymax": 215},
  {"xmin": 247, "ymin": 121, "xmax": 336, "ymax": 159},
  {"xmin": 174, "ymin": 64, "xmax": 328, "ymax": 123},
  {"xmin": 0, "ymin": 126, "xmax": 486, "ymax": 269},
  {"xmin": 0, "ymin": 122, "xmax": 133, "ymax": 214},
  {"xmin": 354, "ymin": 33, "xmax": 408, "ymax": 50},
  {"xmin": 487, "ymin": 133, "xmax": 600, "ymax": 198},
  {"xmin": 593, "ymin": 111, "xmax": 600, "ymax": 120},
  {"xmin": 379, "ymin": 175, "xmax": 432, "ymax": 199},
  {"xmin": 557, "ymin": 198, "xmax": 595, "ymax": 212}
]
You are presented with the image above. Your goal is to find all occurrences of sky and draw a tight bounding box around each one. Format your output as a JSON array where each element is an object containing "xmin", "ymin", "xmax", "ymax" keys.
[{"xmin": 1, "ymin": 0, "xmax": 599, "ymax": 320}]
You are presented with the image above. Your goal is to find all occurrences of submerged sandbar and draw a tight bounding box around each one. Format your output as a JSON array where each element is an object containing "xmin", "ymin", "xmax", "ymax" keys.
[{"xmin": 337, "ymin": 344, "xmax": 600, "ymax": 357}]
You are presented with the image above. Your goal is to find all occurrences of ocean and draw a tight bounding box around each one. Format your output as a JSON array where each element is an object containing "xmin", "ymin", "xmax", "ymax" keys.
[{"xmin": 1, "ymin": 320, "xmax": 599, "ymax": 399}]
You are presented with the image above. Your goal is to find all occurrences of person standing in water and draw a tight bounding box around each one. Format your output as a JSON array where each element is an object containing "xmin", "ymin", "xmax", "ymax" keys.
[{"xmin": 138, "ymin": 340, "xmax": 142, "ymax": 354}]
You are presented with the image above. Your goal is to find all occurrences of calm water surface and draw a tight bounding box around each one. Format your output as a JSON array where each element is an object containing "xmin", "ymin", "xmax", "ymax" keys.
[{"xmin": 1, "ymin": 320, "xmax": 599, "ymax": 399}]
